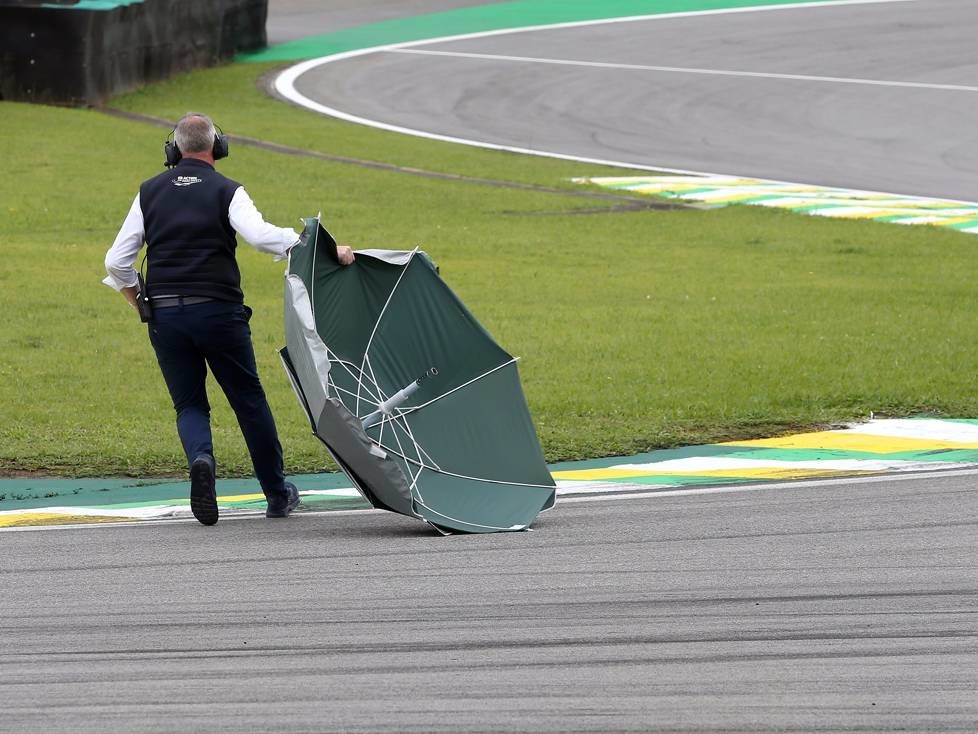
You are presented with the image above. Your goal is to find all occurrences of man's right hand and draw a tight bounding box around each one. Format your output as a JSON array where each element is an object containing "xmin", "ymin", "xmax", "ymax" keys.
[{"xmin": 121, "ymin": 285, "xmax": 140, "ymax": 311}]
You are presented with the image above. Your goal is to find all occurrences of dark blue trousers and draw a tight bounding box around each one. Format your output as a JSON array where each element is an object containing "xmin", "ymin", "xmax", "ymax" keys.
[{"xmin": 148, "ymin": 300, "xmax": 287, "ymax": 501}]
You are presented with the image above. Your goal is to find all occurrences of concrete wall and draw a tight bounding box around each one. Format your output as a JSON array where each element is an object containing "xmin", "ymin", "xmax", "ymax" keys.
[{"xmin": 0, "ymin": 0, "xmax": 267, "ymax": 106}]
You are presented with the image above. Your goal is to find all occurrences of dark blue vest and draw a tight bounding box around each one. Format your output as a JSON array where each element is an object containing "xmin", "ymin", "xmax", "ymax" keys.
[{"xmin": 140, "ymin": 159, "xmax": 243, "ymax": 303}]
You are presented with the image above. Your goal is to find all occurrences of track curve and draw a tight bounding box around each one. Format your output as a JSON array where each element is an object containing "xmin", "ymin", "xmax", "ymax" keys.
[{"xmin": 279, "ymin": 0, "xmax": 978, "ymax": 201}]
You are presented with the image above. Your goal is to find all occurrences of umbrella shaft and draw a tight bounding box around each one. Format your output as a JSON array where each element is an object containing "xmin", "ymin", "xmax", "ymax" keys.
[
  {"xmin": 361, "ymin": 381, "xmax": 420, "ymax": 429},
  {"xmin": 360, "ymin": 368, "xmax": 437, "ymax": 430}
]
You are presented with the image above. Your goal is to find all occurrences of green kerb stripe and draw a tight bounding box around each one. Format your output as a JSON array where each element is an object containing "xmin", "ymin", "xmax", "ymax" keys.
[
  {"xmin": 42, "ymin": 1, "xmax": 143, "ymax": 9},
  {"xmin": 947, "ymin": 220, "xmax": 978, "ymax": 231}
]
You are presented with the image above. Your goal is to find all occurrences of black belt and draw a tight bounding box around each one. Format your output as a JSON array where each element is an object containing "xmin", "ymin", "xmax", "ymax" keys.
[{"xmin": 152, "ymin": 296, "xmax": 216, "ymax": 309}]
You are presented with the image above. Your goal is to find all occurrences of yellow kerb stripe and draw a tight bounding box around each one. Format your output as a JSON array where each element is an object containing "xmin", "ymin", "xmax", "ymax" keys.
[
  {"xmin": 0, "ymin": 513, "xmax": 131, "ymax": 528},
  {"xmin": 216, "ymin": 492, "xmax": 267, "ymax": 503}
]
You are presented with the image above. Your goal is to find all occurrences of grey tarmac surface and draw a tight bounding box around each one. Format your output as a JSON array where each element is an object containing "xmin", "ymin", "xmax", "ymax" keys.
[
  {"xmin": 2, "ymin": 473, "xmax": 976, "ymax": 732},
  {"xmin": 289, "ymin": 0, "xmax": 978, "ymax": 201},
  {"xmin": 9, "ymin": 4, "xmax": 975, "ymax": 732}
]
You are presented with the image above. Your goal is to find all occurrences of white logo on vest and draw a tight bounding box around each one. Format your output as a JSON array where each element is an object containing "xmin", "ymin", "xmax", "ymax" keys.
[{"xmin": 172, "ymin": 176, "xmax": 204, "ymax": 187}]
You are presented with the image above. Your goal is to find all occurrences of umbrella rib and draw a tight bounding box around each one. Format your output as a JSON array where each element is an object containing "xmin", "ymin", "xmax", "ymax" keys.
[
  {"xmin": 384, "ymin": 410, "xmax": 423, "ymax": 495},
  {"xmin": 412, "ymin": 498, "xmax": 527, "ymax": 532},
  {"xmin": 359, "ymin": 247, "xmax": 419, "ymax": 377},
  {"xmin": 366, "ymin": 415, "xmax": 431, "ymax": 492},
  {"xmin": 331, "ymin": 381, "xmax": 379, "ymax": 404},
  {"xmin": 376, "ymin": 404, "xmax": 387, "ymax": 447},
  {"xmin": 373, "ymin": 441, "xmax": 555, "ymax": 490},
  {"xmin": 325, "ymin": 354, "xmax": 383, "ymax": 405},
  {"xmin": 395, "ymin": 410, "xmax": 443, "ymax": 473},
  {"xmin": 309, "ymin": 214, "xmax": 320, "ymax": 329},
  {"xmin": 358, "ymin": 354, "xmax": 387, "ymax": 417},
  {"xmin": 383, "ymin": 409, "xmax": 441, "ymax": 497},
  {"xmin": 399, "ymin": 358, "xmax": 518, "ymax": 416},
  {"xmin": 361, "ymin": 408, "xmax": 445, "ymax": 473},
  {"xmin": 416, "ymin": 465, "xmax": 555, "ymax": 490},
  {"xmin": 391, "ymin": 415, "xmax": 426, "ymax": 495}
]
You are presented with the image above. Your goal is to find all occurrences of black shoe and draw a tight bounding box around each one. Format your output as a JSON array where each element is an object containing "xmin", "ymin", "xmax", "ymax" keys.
[
  {"xmin": 189, "ymin": 454, "xmax": 218, "ymax": 526},
  {"xmin": 266, "ymin": 482, "xmax": 300, "ymax": 518}
]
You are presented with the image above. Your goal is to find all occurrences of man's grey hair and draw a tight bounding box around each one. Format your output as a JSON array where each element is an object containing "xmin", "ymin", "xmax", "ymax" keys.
[{"xmin": 174, "ymin": 112, "xmax": 217, "ymax": 154}]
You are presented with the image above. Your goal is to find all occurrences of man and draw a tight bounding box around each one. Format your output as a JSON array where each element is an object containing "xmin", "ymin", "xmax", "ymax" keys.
[{"xmin": 103, "ymin": 112, "xmax": 354, "ymax": 526}]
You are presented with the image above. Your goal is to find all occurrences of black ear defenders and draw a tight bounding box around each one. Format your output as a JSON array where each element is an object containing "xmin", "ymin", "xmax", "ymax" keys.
[
  {"xmin": 163, "ymin": 132, "xmax": 181, "ymax": 168},
  {"xmin": 163, "ymin": 123, "xmax": 229, "ymax": 168},
  {"xmin": 212, "ymin": 126, "xmax": 229, "ymax": 161}
]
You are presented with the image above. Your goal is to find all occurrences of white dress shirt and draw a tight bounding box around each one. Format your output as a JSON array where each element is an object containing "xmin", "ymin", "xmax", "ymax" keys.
[{"xmin": 102, "ymin": 187, "xmax": 300, "ymax": 291}]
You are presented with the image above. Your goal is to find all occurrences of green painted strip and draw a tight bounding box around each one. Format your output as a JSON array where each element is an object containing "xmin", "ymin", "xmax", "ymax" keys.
[
  {"xmin": 241, "ymin": 0, "xmax": 849, "ymax": 63},
  {"xmin": 548, "ymin": 443, "xmax": 751, "ymax": 472},
  {"xmin": 876, "ymin": 214, "xmax": 918, "ymax": 223},
  {"xmin": 42, "ymin": 1, "xmax": 143, "ymax": 9},
  {"xmin": 0, "ymin": 472, "xmax": 354, "ymax": 512},
  {"xmin": 946, "ymin": 220, "xmax": 978, "ymax": 231}
]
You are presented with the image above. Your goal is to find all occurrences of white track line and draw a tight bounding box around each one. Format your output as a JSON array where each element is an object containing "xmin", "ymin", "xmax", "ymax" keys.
[{"xmin": 390, "ymin": 47, "xmax": 978, "ymax": 94}]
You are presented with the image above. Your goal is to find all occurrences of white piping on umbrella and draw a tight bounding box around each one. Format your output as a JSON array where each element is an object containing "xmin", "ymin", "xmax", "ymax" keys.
[
  {"xmin": 376, "ymin": 440, "xmax": 557, "ymax": 490},
  {"xmin": 397, "ymin": 358, "xmax": 519, "ymax": 416},
  {"xmin": 308, "ymin": 212, "xmax": 321, "ymax": 329},
  {"xmin": 322, "ymin": 350, "xmax": 441, "ymax": 494},
  {"xmin": 358, "ymin": 247, "xmax": 420, "ymax": 413},
  {"xmin": 399, "ymin": 412, "xmax": 444, "ymax": 473},
  {"xmin": 359, "ymin": 360, "xmax": 533, "ymax": 490},
  {"xmin": 413, "ymin": 497, "xmax": 528, "ymax": 532},
  {"xmin": 388, "ymin": 407, "xmax": 436, "ymax": 497},
  {"xmin": 325, "ymin": 352, "xmax": 384, "ymax": 406}
]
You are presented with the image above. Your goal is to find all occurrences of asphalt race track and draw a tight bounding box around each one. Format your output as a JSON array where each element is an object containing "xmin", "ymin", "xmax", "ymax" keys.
[
  {"xmin": 4, "ymin": 2, "xmax": 976, "ymax": 731},
  {"xmin": 3, "ymin": 472, "xmax": 977, "ymax": 731},
  {"xmin": 285, "ymin": 0, "xmax": 978, "ymax": 201}
]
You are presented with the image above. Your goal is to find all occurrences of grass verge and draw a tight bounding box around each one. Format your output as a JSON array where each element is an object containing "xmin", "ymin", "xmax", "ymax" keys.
[{"xmin": 1, "ymin": 61, "xmax": 976, "ymax": 477}]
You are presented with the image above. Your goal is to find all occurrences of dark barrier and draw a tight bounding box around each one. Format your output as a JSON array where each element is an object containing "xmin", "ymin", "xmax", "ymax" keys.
[{"xmin": 0, "ymin": 0, "xmax": 267, "ymax": 105}]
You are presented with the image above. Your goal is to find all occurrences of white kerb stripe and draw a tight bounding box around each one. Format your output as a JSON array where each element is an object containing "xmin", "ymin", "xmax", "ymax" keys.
[{"xmin": 839, "ymin": 418, "xmax": 978, "ymax": 441}]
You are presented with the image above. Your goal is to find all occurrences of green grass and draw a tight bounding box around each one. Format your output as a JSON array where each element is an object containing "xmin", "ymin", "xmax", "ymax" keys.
[
  {"xmin": 110, "ymin": 62, "xmax": 643, "ymax": 187},
  {"xmin": 2, "ymin": 61, "xmax": 977, "ymax": 477}
]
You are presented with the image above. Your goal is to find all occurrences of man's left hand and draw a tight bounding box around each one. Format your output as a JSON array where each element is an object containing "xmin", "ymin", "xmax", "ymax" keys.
[{"xmin": 337, "ymin": 246, "xmax": 355, "ymax": 266}]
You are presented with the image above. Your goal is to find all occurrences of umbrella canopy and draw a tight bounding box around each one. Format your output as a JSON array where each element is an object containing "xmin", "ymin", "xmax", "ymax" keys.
[{"xmin": 280, "ymin": 217, "xmax": 556, "ymax": 534}]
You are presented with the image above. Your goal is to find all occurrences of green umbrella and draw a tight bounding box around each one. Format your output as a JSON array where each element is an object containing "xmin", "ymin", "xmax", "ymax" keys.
[{"xmin": 280, "ymin": 217, "xmax": 556, "ymax": 534}]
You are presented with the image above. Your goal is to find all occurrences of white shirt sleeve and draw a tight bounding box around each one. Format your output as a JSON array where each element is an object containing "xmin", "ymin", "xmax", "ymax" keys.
[
  {"xmin": 103, "ymin": 193, "xmax": 144, "ymax": 291},
  {"xmin": 228, "ymin": 186, "xmax": 300, "ymax": 261}
]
